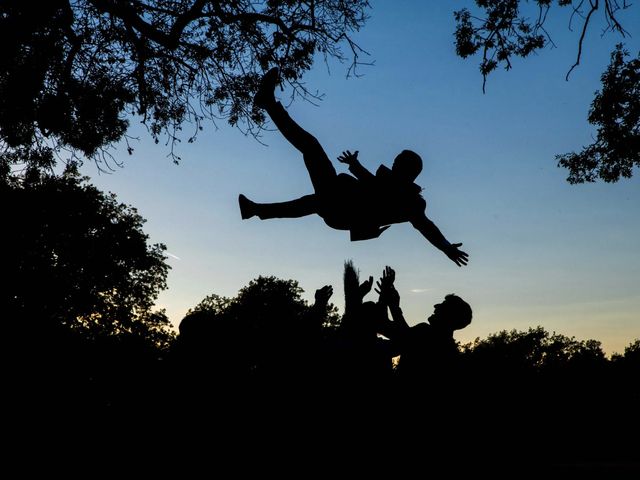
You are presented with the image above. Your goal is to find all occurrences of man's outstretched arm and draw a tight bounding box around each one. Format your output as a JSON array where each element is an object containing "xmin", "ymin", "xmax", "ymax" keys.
[{"xmin": 410, "ymin": 214, "xmax": 469, "ymax": 267}]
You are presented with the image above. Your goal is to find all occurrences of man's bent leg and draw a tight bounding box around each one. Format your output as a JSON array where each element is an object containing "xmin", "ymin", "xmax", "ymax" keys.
[{"xmin": 263, "ymin": 100, "xmax": 337, "ymax": 193}]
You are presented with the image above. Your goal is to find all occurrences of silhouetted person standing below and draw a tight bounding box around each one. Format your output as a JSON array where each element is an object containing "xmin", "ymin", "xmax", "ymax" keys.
[
  {"xmin": 239, "ymin": 68, "xmax": 469, "ymax": 267},
  {"xmin": 375, "ymin": 266, "xmax": 472, "ymax": 381}
]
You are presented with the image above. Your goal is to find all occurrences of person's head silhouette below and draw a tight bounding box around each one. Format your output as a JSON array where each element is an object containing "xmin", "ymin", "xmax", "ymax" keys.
[
  {"xmin": 426, "ymin": 294, "xmax": 472, "ymax": 334},
  {"xmin": 375, "ymin": 265, "xmax": 472, "ymax": 352}
]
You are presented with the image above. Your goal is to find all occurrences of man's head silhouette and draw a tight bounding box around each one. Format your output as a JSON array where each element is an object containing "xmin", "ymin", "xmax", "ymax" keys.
[
  {"xmin": 392, "ymin": 150, "xmax": 423, "ymax": 182},
  {"xmin": 427, "ymin": 294, "xmax": 472, "ymax": 332}
]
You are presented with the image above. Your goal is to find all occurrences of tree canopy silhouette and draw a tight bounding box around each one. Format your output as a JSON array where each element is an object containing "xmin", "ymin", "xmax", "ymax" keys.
[
  {"xmin": 454, "ymin": 0, "xmax": 639, "ymax": 183},
  {"xmin": 1, "ymin": 168, "xmax": 172, "ymax": 346},
  {"xmin": 0, "ymin": 0, "xmax": 369, "ymax": 172},
  {"xmin": 2, "ymin": 1, "xmax": 636, "ymax": 183},
  {"xmin": 557, "ymin": 44, "xmax": 639, "ymax": 183},
  {"xmin": 175, "ymin": 275, "xmax": 339, "ymax": 378},
  {"xmin": 462, "ymin": 325, "xmax": 607, "ymax": 373}
]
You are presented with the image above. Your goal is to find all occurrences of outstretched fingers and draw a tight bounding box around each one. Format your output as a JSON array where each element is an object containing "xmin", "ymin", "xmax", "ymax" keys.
[
  {"xmin": 384, "ymin": 266, "xmax": 395, "ymax": 283},
  {"xmin": 337, "ymin": 150, "xmax": 358, "ymax": 165},
  {"xmin": 448, "ymin": 244, "xmax": 469, "ymax": 267},
  {"xmin": 455, "ymin": 255, "xmax": 469, "ymax": 267},
  {"xmin": 376, "ymin": 266, "xmax": 396, "ymax": 297}
]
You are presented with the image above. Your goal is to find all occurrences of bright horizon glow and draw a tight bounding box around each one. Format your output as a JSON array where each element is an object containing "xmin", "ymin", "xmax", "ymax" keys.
[{"xmin": 80, "ymin": 1, "xmax": 639, "ymax": 356}]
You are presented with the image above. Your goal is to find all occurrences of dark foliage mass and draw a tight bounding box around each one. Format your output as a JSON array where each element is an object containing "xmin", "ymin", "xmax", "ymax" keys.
[
  {"xmin": 2, "ymin": 172, "xmax": 636, "ymax": 465},
  {"xmin": 2, "ymin": 169, "xmax": 171, "ymax": 342},
  {"xmin": 1, "ymin": 1, "xmax": 636, "ymax": 184},
  {"xmin": 5, "ymin": 239, "xmax": 638, "ymax": 468},
  {"xmin": 2, "ymin": 170, "xmax": 175, "ymax": 417},
  {"xmin": 2, "ymin": 3, "xmax": 639, "ymax": 469},
  {"xmin": 173, "ymin": 276, "xmax": 339, "ymax": 384},
  {"xmin": 557, "ymin": 44, "xmax": 639, "ymax": 183},
  {"xmin": 0, "ymin": 0, "xmax": 369, "ymax": 172},
  {"xmin": 3, "ymin": 171, "xmax": 175, "ymax": 439},
  {"xmin": 454, "ymin": 0, "xmax": 639, "ymax": 182}
]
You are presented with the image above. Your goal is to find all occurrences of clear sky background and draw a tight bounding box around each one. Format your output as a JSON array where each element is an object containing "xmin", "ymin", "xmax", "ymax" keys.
[{"xmin": 80, "ymin": 1, "xmax": 639, "ymax": 356}]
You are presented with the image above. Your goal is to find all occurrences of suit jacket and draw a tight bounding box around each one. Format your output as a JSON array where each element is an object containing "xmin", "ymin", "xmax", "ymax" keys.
[{"xmin": 346, "ymin": 162, "xmax": 425, "ymax": 241}]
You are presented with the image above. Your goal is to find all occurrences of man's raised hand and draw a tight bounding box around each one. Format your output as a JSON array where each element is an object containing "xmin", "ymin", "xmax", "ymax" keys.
[{"xmin": 337, "ymin": 150, "xmax": 359, "ymax": 166}]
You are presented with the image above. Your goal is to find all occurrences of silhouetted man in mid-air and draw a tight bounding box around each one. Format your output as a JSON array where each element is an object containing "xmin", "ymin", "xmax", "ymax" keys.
[{"xmin": 239, "ymin": 68, "xmax": 469, "ymax": 266}]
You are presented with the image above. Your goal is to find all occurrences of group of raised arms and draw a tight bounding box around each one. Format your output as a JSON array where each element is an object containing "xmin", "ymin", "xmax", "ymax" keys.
[
  {"xmin": 312, "ymin": 262, "xmax": 472, "ymax": 384},
  {"xmin": 175, "ymin": 261, "xmax": 471, "ymax": 396}
]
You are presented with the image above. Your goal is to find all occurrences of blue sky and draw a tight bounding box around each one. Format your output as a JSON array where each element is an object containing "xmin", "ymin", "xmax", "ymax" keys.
[{"xmin": 81, "ymin": 1, "xmax": 640, "ymax": 355}]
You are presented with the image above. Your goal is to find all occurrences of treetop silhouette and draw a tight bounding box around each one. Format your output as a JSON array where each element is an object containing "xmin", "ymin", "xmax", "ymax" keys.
[
  {"xmin": 455, "ymin": 1, "xmax": 639, "ymax": 183},
  {"xmin": 0, "ymin": 0, "xmax": 369, "ymax": 172},
  {"xmin": 2, "ymin": 1, "xmax": 636, "ymax": 183}
]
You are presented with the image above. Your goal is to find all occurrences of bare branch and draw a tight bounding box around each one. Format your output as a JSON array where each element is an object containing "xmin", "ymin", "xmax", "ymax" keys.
[
  {"xmin": 568, "ymin": 0, "xmax": 588, "ymax": 32},
  {"xmin": 89, "ymin": 0, "xmax": 207, "ymax": 50},
  {"xmin": 566, "ymin": 0, "xmax": 599, "ymax": 81},
  {"xmin": 603, "ymin": 0, "xmax": 630, "ymax": 36}
]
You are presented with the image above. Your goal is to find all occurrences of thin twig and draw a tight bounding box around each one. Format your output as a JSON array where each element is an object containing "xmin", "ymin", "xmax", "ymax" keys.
[{"xmin": 566, "ymin": 0, "xmax": 599, "ymax": 81}]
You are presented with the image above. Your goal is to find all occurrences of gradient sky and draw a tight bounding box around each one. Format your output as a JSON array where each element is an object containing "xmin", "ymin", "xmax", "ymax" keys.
[{"xmin": 80, "ymin": 1, "xmax": 640, "ymax": 356}]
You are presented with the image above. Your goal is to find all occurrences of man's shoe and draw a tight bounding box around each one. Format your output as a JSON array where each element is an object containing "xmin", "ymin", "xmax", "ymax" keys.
[
  {"xmin": 254, "ymin": 67, "xmax": 279, "ymax": 109},
  {"xmin": 239, "ymin": 194, "xmax": 256, "ymax": 219}
]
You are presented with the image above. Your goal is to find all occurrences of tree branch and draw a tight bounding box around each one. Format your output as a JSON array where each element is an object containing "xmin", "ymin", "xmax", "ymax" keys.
[
  {"xmin": 89, "ymin": 0, "xmax": 207, "ymax": 50},
  {"xmin": 603, "ymin": 0, "xmax": 629, "ymax": 36},
  {"xmin": 566, "ymin": 0, "xmax": 599, "ymax": 80}
]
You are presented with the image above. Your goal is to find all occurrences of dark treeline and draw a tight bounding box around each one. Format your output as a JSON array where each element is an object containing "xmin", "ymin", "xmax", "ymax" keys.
[{"xmin": 4, "ymin": 172, "xmax": 639, "ymax": 471}]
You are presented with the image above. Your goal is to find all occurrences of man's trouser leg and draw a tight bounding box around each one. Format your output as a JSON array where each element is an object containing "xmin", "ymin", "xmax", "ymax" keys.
[
  {"xmin": 264, "ymin": 101, "xmax": 337, "ymax": 193},
  {"xmin": 254, "ymin": 194, "xmax": 318, "ymax": 219}
]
